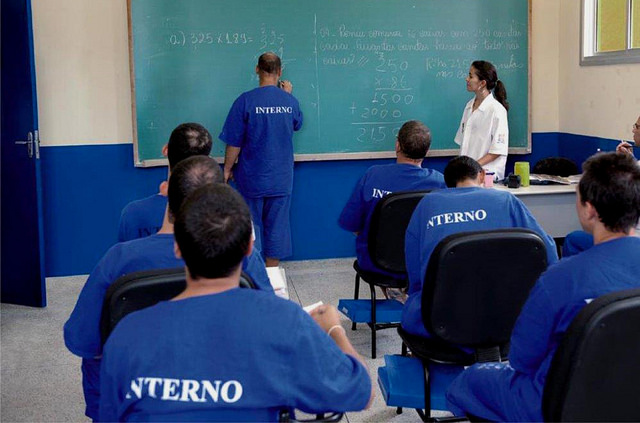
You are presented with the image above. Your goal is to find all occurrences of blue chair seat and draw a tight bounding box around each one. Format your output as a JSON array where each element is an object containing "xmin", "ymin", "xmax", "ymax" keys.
[
  {"xmin": 378, "ymin": 354, "xmax": 464, "ymax": 411},
  {"xmin": 338, "ymin": 299, "xmax": 404, "ymax": 323}
]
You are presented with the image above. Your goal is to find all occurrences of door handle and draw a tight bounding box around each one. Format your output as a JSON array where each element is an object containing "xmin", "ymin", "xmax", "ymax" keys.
[{"xmin": 15, "ymin": 131, "xmax": 34, "ymax": 159}]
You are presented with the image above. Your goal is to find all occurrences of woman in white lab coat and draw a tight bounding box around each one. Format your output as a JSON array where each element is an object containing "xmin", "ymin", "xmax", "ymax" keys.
[{"xmin": 454, "ymin": 60, "xmax": 509, "ymax": 181}]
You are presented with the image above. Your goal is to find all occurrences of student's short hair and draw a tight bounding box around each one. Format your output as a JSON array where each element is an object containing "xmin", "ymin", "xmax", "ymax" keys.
[
  {"xmin": 167, "ymin": 123, "xmax": 213, "ymax": 169},
  {"xmin": 174, "ymin": 184, "xmax": 252, "ymax": 280},
  {"xmin": 168, "ymin": 156, "xmax": 224, "ymax": 221},
  {"xmin": 578, "ymin": 152, "xmax": 640, "ymax": 233},
  {"xmin": 257, "ymin": 52, "xmax": 281, "ymax": 75},
  {"xmin": 397, "ymin": 120, "xmax": 431, "ymax": 159},
  {"xmin": 444, "ymin": 156, "xmax": 483, "ymax": 188}
]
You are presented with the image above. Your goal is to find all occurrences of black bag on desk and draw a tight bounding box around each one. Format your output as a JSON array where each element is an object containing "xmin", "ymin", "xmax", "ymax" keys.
[{"xmin": 507, "ymin": 173, "xmax": 521, "ymax": 188}]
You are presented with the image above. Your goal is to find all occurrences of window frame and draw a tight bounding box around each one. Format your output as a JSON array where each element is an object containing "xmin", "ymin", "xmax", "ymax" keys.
[{"xmin": 581, "ymin": 0, "xmax": 640, "ymax": 65}]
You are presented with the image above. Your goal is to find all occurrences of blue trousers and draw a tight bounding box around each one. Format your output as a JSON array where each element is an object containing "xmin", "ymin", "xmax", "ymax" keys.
[
  {"xmin": 245, "ymin": 195, "xmax": 292, "ymax": 259},
  {"xmin": 446, "ymin": 362, "xmax": 543, "ymax": 422}
]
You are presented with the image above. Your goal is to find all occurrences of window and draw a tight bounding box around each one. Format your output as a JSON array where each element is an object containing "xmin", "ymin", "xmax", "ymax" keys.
[{"xmin": 581, "ymin": 0, "xmax": 640, "ymax": 65}]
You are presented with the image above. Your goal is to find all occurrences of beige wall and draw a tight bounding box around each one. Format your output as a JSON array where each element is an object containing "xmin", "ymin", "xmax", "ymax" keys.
[
  {"xmin": 32, "ymin": 0, "xmax": 131, "ymax": 146},
  {"xmin": 530, "ymin": 0, "xmax": 561, "ymax": 132},
  {"xmin": 559, "ymin": 1, "xmax": 640, "ymax": 142},
  {"xmin": 34, "ymin": 0, "xmax": 633, "ymax": 147}
]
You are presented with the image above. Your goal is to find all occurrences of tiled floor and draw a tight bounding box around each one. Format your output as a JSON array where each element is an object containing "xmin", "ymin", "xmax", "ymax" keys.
[{"xmin": 1, "ymin": 259, "xmax": 445, "ymax": 422}]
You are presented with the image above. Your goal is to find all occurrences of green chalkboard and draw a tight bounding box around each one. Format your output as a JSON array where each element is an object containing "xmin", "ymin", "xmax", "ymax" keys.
[{"xmin": 129, "ymin": 0, "xmax": 530, "ymax": 166}]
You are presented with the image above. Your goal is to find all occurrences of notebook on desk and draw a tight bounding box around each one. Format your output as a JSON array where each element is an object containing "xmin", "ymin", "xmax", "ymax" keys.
[
  {"xmin": 266, "ymin": 267, "xmax": 289, "ymax": 299},
  {"xmin": 530, "ymin": 174, "xmax": 581, "ymax": 185}
]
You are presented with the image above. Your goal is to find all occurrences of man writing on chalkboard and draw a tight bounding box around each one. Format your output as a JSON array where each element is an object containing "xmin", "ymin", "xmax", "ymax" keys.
[{"xmin": 220, "ymin": 52, "xmax": 303, "ymax": 267}]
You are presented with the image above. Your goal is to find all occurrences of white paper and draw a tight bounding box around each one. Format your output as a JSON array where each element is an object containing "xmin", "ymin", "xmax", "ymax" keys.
[
  {"xmin": 303, "ymin": 301, "xmax": 323, "ymax": 313},
  {"xmin": 266, "ymin": 266, "xmax": 289, "ymax": 299}
]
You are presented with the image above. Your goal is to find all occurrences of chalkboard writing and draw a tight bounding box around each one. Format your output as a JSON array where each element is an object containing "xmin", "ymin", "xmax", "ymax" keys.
[{"xmin": 129, "ymin": 0, "xmax": 529, "ymax": 166}]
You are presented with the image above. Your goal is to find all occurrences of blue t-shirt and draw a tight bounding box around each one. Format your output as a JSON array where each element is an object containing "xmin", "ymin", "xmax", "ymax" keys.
[
  {"xmin": 447, "ymin": 236, "xmax": 640, "ymax": 422},
  {"xmin": 338, "ymin": 163, "xmax": 446, "ymax": 276},
  {"xmin": 64, "ymin": 234, "xmax": 272, "ymax": 419},
  {"xmin": 117, "ymin": 192, "xmax": 265, "ymax": 251},
  {"xmin": 401, "ymin": 187, "xmax": 558, "ymax": 337},
  {"xmin": 118, "ymin": 194, "xmax": 167, "ymax": 242},
  {"xmin": 99, "ymin": 289, "xmax": 371, "ymax": 422},
  {"xmin": 219, "ymin": 86, "xmax": 303, "ymax": 198}
]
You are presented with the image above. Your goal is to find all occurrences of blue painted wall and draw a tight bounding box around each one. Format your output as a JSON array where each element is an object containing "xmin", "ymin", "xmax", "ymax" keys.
[{"xmin": 40, "ymin": 132, "xmax": 635, "ymax": 276}]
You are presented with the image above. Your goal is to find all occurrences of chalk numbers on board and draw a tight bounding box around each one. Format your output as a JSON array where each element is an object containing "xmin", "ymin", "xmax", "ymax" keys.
[
  {"xmin": 168, "ymin": 31, "xmax": 252, "ymax": 48},
  {"xmin": 353, "ymin": 53, "xmax": 412, "ymax": 144},
  {"xmin": 252, "ymin": 24, "xmax": 286, "ymax": 80},
  {"xmin": 258, "ymin": 24, "xmax": 285, "ymax": 59}
]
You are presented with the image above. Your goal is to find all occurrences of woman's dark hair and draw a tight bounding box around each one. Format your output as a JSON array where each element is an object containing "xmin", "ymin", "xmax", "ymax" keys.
[{"xmin": 472, "ymin": 60, "xmax": 509, "ymax": 112}]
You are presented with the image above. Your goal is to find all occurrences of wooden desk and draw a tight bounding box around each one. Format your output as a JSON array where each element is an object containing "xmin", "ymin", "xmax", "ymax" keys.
[{"xmin": 493, "ymin": 184, "xmax": 580, "ymax": 237}]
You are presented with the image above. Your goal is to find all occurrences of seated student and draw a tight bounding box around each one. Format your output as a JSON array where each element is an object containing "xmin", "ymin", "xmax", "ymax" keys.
[
  {"xmin": 99, "ymin": 183, "xmax": 373, "ymax": 421},
  {"xmin": 118, "ymin": 122, "xmax": 212, "ymax": 242},
  {"xmin": 562, "ymin": 115, "xmax": 640, "ymax": 257},
  {"xmin": 64, "ymin": 156, "xmax": 270, "ymax": 421},
  {"xmin": 338, "ymin": 120, "xmax": 446, "ymax": 277},
  {"xmin": 446, "ymin": 152, "xmax": 640, "ymax": 422},
  {"xmin": 401, "ymin": 156, "xmax": 558, "ymax": 338}
]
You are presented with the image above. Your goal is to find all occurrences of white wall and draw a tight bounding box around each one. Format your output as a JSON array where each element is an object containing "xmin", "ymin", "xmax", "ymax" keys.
[
  {"xmin": 32, "ymin": 0, "xmax": 564, "ymax": 147},
  {"xmin": 559, "ymin": 1, "xmax": 640, "ymax": 142}
]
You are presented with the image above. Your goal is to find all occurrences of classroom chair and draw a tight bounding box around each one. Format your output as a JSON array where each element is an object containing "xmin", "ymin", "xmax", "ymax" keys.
[
  {"xmin": 378, "ymin": 229, "xmax": 548, "ymax": 421},
  {"xmin": 100, "ymin": 267, "xmax": 256, "ymax": 342},
  {"xmin": 338, "ymin": 190, "xmax": 431, "ymax": 358},
  {"xmin": 542, "ymin": 287, "xmax": 640, "ymax": 422}
]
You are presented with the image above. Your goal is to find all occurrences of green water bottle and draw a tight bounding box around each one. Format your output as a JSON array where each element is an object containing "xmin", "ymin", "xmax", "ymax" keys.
[{"xmin": 514, "ymin": 161, "xmax": 530, "ymax": 187}]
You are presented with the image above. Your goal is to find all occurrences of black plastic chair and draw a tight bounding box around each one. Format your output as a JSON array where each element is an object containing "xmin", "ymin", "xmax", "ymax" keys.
[
  {"xmin": 348, "ymin": 190, "xmax": 430, "ymax": 358},
  {"xmin": 398, "ymin": 229, "xmax": 549, "ymax": 421},
  {"xmin": 100, "ymin": 267, "xmax": 255, "ymax": 342},
  {"xmin": 542, "ymin": 287, "xmax": 640, "ymax": 422}
]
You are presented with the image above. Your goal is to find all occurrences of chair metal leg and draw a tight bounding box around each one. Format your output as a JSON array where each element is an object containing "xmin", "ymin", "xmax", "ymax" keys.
[
  {"xmin": 352, "ymin": 274, "xmax": 361, "ymax": 331},
  {"xmin": 423, "ymin": 363, "xmax": 431, "ymax": 420},
  {"xmin": 370, "ymin": 283, "xmax": 377, "ymax": 359},
  {"xmin": 412, "ymin": 363, "xmax": 433, "ymax": 421}
]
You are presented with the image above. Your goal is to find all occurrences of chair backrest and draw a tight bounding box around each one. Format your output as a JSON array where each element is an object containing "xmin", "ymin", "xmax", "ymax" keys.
[
  {"xmin": 367, "ymin": 190, "xmax": 430, "ymax": 274},
  {"xmin": 100, "ymin": 267, "xmax": 256, "ymax": 343},
  {"xmin": 533, "ymin": 157, "xmax": 579, "ymax": 177},
  {"xmin": 542, "ymin": 288, "xmax": 640, "ymax": 422},
  {"xmin": 422, "ymin": 229, "xmax": 548, "ymax": 348}
]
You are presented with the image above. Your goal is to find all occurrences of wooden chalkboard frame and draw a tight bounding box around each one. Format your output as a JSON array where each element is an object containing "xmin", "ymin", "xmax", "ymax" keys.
[{"xmin": 128, "ymin": 0, "xmax": 531, "ymax": 167}]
